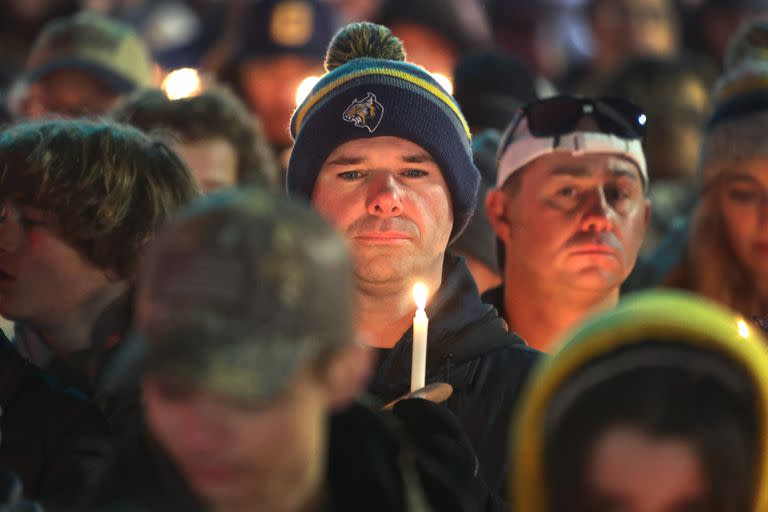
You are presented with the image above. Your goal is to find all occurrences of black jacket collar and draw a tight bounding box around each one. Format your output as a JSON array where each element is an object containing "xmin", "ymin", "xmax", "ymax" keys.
[{"xmin": 369, "ymin": 255, "xmax": 518, "ymax": 400}]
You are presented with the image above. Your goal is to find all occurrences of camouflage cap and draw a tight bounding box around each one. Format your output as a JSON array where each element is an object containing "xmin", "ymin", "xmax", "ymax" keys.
[
  {"xmin": 131, "ymin": 188, "xmax": 354, "ymax": 401},
  {"xmin": 25, "ymin": 11, "xmax": 153, "ymax": 93}
]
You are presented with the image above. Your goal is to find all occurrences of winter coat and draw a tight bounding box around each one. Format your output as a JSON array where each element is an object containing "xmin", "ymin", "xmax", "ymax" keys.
[
  {"xmin": 0, "ymin": 330, "xmax": 111, "ymax": 507},
  {"xmin": 87, "ymin": 399, "xmax": 502, "ymax": 512},
  {"xmin": 368, "ymin": 255, "xmax": 541, "ymax": 495},
  {"xmin": 14, "ymin": 293, "xmax": 140, "ymax": 436}
]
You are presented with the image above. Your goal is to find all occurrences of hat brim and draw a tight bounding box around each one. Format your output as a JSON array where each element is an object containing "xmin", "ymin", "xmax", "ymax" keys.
[
  {"xmin": 102, "ymin": 329, "xmax": 317, "ymax": 404},
  {"xmin": 26, "ymin": 56, "xmax": 140, "ymax": 94}
]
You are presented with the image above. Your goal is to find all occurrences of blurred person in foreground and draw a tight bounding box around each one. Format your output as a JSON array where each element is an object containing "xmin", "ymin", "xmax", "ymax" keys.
[
  {"xmin": 562, "ymin": 0, "xmax": 680, "ymax": 95},
  {"xmin": 288, "ymin": 22, "xmax": 540, "ymax": 494},
  {"xmin": 509, "ymin": 290, "xmax": 768, "ymax": 511},
  {"xmin": 111, "ymin": 87, "xmax": 279, "ymax": 193},
  {"xmin": 484, "ymin": 95, "xmax": 650, "ymax": 352},
  {"xmin": 599, "ymin": 56, "xmax": 716, "ymax": 255},
  {"xmin": 91, "ymin": 188, "xmax": 500, "ymax": 512},
  {"xmin": 0, "ymin": 119, "xmax": 199, "ymax": 432},
  {"xmin": 8, "ymin": 11, "xmax": 153, "ymax": 120},
  {"xmin": 660, "ymin": 20, "xmax": 768, "ymax": 318}
]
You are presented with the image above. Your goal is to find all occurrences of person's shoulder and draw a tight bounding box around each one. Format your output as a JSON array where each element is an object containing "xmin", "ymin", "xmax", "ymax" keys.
[{"xmin": 452, "ymin": 307, "xmax": 541, "ymax": 360}]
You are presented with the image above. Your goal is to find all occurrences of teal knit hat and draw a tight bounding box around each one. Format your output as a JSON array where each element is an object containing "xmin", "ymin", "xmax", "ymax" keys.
[{"xmin": 287, "ymin": 22, "xmax": 480, "ymax": 241}]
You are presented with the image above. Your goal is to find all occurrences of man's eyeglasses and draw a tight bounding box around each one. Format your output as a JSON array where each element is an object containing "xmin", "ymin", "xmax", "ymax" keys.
[{"xmin": 504, "ymin": 96, "xmax": 647, "ymax": 145}]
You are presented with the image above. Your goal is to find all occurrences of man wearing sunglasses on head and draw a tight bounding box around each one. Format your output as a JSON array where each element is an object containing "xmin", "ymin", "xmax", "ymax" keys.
[{"xmin": 484, "ymin": 96, "xmax": 651, "ymax": 353}]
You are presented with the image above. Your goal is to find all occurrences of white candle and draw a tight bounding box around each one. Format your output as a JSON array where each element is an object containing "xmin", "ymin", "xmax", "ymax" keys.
[{"xmin": 411, "ymin": 282, "xmax": 429, "ymax": 392}]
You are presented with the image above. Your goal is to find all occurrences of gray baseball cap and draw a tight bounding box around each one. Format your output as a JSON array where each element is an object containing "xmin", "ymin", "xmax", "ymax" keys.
[{"xmin": 113, "ymin": 188, "xmax": 354, "ymax": 402}]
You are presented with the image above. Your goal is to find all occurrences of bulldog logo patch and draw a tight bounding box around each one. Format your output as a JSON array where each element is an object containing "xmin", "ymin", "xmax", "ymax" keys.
[{"xmin": 342, "ymin": 92, "xmax": 384, "ymax": 133}]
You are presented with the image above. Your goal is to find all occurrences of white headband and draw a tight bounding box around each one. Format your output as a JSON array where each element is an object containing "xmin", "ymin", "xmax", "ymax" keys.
[{"xmin": 496, "ymin": 119, "xmax": 648, "ymax": 188}]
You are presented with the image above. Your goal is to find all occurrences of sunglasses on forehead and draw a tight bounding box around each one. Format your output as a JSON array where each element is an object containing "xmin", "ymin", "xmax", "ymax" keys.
[{"xmin": 503, "ymin": 96, "xmax": 647, "ymax": 148}]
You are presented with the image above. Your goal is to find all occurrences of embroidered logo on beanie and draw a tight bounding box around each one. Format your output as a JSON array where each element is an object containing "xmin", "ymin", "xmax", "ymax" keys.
[{"xmin": 342, "ymin": 92, "xmax": 384, "ymax": 132}]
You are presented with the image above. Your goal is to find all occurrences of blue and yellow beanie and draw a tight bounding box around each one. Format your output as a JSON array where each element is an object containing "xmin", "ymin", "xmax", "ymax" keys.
[{"xmin": 287, "ymin": 22, "xmax": 480, "ymax": 241}]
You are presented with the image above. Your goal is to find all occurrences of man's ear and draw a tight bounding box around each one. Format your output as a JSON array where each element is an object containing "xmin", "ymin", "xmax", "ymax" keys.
[
  {"xmin": 324, "ymin": 342, "xmax": 374, "ymax": 410},
  {"xmin": 485, "ymin": 188, "xmax": 512, "ymax": 241}
]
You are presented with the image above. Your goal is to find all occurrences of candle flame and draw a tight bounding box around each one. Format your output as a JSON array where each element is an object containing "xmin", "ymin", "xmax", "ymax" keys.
[
  {"xmin": 413, "ymin": 282, "xmax": 428, "ymax": 310},
  {"xmin": 738, "ymin": 319, "xmax": 750, "ymax": 339}
]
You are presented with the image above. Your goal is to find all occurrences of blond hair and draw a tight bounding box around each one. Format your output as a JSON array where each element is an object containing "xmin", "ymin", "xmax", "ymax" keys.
[{"xmin": 667, "ymin": 186, "xmax": 767, "ymax": 317}]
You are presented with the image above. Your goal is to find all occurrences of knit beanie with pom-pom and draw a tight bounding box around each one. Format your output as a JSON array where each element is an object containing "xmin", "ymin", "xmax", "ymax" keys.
[{"xmin": 287, "ymin": 22, "xmax": 479, "ymax": 241}]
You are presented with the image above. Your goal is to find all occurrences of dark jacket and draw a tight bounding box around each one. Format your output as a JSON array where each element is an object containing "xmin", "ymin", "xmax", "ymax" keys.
[
  {"xmin": 88, "ymin": 399, "xmax": 501, "ymax": 512},
  {"xmin": 0, "ymin": 330, "xmax": 111, "ymax": 508},
  {"xmin": 14, "ymin": 292, "xmax": 139, "ymax": 435},
  {"xmin": 369, "ymin": 255, "xmax": 541, "ymax": 495}
]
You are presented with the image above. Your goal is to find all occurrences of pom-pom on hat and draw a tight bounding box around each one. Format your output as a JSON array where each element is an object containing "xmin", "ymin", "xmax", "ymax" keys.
[{"xmin": 287, "ymin": 22, "xmax": 480, "ymax": 242}]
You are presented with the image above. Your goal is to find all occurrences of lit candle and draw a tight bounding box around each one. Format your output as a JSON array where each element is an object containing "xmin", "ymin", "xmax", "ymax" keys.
[{"xmin": 411, "ymin": 282, "xmax": 429, "ymax": 392}]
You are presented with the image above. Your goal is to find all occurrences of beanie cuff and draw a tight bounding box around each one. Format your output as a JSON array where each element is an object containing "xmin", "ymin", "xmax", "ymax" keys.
[{"xmin": 699, "ymin": 110, "xmax": 768, "ymax": 186}]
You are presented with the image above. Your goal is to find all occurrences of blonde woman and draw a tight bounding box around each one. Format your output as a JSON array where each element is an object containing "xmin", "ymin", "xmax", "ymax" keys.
[{"xmin": 664, "ymin": 20, "xmax": 768, "ymax": 318}]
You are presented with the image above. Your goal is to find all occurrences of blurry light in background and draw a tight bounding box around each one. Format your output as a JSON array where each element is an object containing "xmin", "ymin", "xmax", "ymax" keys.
[
  {"xmin": 638, "ymin": 114, "xmax": 647, "ymax": 126},
  {"xmin": 431, "ymin": 73, "xmax": 453, "ymax": 95},
  {"xmin": 296, "ymin": 76, "xmax": 321, "ymax": 107},
  {"xmin": 162, "ymin": 68, "xmax": 203, "ymax": 100},
  {"xmin": 738, "ymin": 319, "xmax": 750, "ymax": 339}
]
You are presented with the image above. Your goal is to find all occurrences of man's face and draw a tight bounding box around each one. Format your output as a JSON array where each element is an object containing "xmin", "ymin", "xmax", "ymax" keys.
[
  {"xmin": 239, "ymin": 55, "xmax": 322, "ymax": 149},
  {"xmin": 312, "ymin": 137, "xmax": 453, "ymax": 286},
  {"xmin": 172, "ymin": 138, "xmax": 238, "ymax": 194},
  {"xmin": 0, "ymin": 203, "xmax": 115, "ymax": 325},
  {"xmin": 143, "ymin": 367, "xmax": 328, "ymax": 511},
  {"xmin": 16, "ymin": 69, "xmax": 122, "ymax": 118},
  {"xmin": 488, "ymin": 152, "xmax": 649, "ymax": 293}
]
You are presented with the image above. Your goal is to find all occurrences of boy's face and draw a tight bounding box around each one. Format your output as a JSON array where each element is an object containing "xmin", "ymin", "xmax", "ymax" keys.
[
  {"xmin": 143, "ymin": 365, "xmax": 329, "ymax": 511},
  {"xmin": 0, "ymin": 203, "xmax": 115, "ymax": 325}
]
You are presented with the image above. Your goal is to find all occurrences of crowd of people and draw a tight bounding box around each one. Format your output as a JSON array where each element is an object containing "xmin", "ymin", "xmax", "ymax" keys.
[{"xmin": 0, "ymin": 0, "xmax": 767, "ymax": 511}]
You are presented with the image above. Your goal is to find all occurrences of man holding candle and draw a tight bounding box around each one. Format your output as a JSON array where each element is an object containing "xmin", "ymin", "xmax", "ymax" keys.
[
  {"xmin": 287, "ymin": 21, "xmax": 540, "ymax": 494},
  {"xmin": 484, "ymin": 95, "xmax": 651, "ymax": 352}
]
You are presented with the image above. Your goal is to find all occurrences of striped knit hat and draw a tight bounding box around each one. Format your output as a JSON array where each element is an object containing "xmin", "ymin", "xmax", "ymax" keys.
[
  {"xmin": 287, "ymin": 22, "xmax": 480, "ymax": 241},
  {"xmin": 699, "ymin": 19, "xmax": 768, "ymax": 187}
]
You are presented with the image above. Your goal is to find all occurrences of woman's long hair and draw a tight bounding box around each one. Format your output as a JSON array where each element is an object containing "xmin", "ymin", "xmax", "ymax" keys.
[{"xmin": 667, "ymin": 185, "xmax": 767, "ymax": 317}]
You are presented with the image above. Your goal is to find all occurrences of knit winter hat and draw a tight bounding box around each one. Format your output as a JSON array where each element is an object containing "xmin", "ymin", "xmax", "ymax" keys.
[
  {"xmin": 287, "ymin": 22, "xmax": 480, "ymax": 241},
  {"xmin": 699, "ymin": 19, "xmax": 768, "ymax": 188}
]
